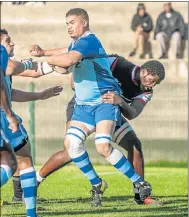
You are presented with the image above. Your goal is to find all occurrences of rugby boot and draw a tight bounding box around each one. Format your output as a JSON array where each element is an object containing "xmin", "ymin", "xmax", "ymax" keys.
[{"xmin": 90, "ymin": 179, "xmax": 108, "ymax": 207}]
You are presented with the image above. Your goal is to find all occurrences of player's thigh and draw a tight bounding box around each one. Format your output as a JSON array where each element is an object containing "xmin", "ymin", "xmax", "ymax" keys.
[
  {"xmin": 95, "ymin": 103, "xmax": 120, "ymax": 134},
  {"xmin": 15, "ymin": 140, "xmax": 33, "ymax": 169},
  {"xmin": 1, "ymin": 112, "xmax": 28, "ymax": 152},
  {"xmin": 0, "ymin": 141, "xmax": 17, "ymax": 171}
]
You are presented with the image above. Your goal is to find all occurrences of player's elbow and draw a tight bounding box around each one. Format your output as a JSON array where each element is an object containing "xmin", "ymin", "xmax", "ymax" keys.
[
  {"xmin": 124, "ymin": 110, "xmax": 137, "ymax": 120},
  {"xmin": 126, "ymin": 114, "xmax": 136, "ymax": 120},
  {"xmin": 6, "ymin": 67, "xmax": 14, "ymax": 76}
]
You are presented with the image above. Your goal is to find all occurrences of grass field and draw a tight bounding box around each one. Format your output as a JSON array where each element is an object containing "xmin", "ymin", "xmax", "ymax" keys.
[{"xmin": 1, "ymin": 165, "xmax": 188, "ymax": 217}]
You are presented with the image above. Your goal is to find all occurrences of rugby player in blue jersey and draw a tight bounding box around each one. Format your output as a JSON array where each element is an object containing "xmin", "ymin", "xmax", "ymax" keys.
[
  {"xmin": 31, "ymin": 8, "xmax": 152, "ymax": 206},
  {"xmin": 0, "ymin": 29, "xmax": 63, "ymax": 216},
  {"xmin": 0, "ymin": 44, "xmax": 19, "ymax": 193}
]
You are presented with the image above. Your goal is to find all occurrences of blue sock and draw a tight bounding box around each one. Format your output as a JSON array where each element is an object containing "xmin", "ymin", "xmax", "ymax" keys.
[
  {"xmin": 72, "ymin": 151, "xmax": 102, "ymax": 186},
  {"xmin": 0, "ymin": 165, "xmax": 12, "ymax": 187},
  {"xmin": 106, "ymin": 148, "xmax": 144, "ymax": 184},
  {"xmin": 20, "ymin": 167, "xmax": 37, "ymax": 217}
]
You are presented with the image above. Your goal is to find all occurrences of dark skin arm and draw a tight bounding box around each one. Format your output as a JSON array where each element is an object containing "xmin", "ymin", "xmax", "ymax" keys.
[{"xmin": 101, "ymin": 92, "xmax": 146, "ymax": 120}]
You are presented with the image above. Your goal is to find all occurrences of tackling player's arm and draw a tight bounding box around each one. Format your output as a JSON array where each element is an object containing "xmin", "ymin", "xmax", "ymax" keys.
[
  {"xmin": 102, "ymin": 92, "xmax": 151, "ymax": 120},
  {"xmin": 11, "ymin": 86, "xmax": 63, "ymax": 102},
  {"xmin": 119, "ymin": 97, "xmax": 145, "ymax": 120}
]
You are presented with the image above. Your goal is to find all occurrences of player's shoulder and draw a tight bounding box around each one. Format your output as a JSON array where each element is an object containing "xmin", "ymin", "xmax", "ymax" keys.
[
  {"xmin": 0, "ymin": 45, "xmax": 9, "ymax": 71},
  {"xmin": 0, "ymin": 45, "xmax": 8, "ymax": 56}
]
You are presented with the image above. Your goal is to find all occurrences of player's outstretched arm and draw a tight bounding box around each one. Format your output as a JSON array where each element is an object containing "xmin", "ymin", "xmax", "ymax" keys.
[
  {"xmin": 6, "ymin": 59, "xmax": 68, "ymax": 77},
  {"xmin": 47, "ymin": 51, "xmax": 82, "ymax": 69},
  {"xmin": 0, "ymin": 69, "xmax": 19, "ymax": 132},
  {"xmin": 11, "ymin": 86, "xmax": 63, "ymax": 102},
  {"xmin": 29, "ymin": 44, "xmax": 68, "ymax": 57}
]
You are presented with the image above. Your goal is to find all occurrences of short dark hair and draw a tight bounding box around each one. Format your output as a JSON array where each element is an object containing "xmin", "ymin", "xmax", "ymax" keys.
[
  {"xmin": 0, "ymin": 29, "xmax": 8, "ymax": 35},
  {"xmin": 141, "ymin": 60, "xmax": 165, "ymax": 82},
  {"xmin": 66, "ymin": 8, "xmax": 89, "ymax": 21}
]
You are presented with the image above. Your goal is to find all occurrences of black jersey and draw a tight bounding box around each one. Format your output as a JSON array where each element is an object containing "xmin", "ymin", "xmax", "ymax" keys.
[{"xmin": 109, "ymin": 56, "xmax": 153, "ymax": 105}]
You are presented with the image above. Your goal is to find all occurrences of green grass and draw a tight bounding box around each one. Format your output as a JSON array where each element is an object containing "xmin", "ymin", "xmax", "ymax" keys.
[{"xmin": 1, "ymin": 165, "xmax": 188, "ymax": 217}]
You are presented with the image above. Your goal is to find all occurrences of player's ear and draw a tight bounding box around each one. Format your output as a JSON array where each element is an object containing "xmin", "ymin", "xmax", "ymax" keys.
[{"xmin": 83, "ymin": 20, "xmax": 88, "ymax": 27}]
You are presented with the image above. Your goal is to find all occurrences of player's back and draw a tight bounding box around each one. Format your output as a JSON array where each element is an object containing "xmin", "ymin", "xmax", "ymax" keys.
[
  {"xmin": 69, "ymin": 32, "xmax": 122, "ymax": 105},
  {"xmin": 0, "ymin": 45, "xmax": 12, "ymax": 110}
]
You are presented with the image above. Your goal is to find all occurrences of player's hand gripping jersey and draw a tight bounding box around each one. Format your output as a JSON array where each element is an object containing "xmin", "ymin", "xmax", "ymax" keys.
[{"xmin": 68, "ymin": 31, "xmax": 122, "ymax": 105}]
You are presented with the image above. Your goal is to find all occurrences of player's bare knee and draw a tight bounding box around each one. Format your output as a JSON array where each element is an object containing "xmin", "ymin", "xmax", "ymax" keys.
[
  {"xmin": 95, "ymin": 133, "xmax": 113, "ymax": 157},
  {"xmin": 96, "ymin": 143, "xmax": 112, "ymax": 157}
]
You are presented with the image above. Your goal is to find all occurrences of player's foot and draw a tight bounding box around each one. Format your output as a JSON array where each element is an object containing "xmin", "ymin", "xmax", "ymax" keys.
[
  {"xmin": 133, "ymin": 196, "xmax": 163, "ymax": 205},
  {"xmin": 12, "ymin": 195, "xmax": 23, "ymax": 203},
  {"xmin": 134, "ymin": 181, "xmax": 151, "ymax": 202},
  {"xmin": 90, "ymin": 179, "xmax": 108, "ymax": 207}
]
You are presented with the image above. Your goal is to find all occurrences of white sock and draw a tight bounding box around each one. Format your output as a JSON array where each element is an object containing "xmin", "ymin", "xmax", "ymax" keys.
[{"xmin": 36, "ymin": 170, "xmax": 45, "ymax": 182}]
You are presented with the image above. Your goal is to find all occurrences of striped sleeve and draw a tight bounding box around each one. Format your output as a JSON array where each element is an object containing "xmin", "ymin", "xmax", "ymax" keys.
[{"xmin": 134, "ymin": 92, "xmax": 153, "ymax": 104}]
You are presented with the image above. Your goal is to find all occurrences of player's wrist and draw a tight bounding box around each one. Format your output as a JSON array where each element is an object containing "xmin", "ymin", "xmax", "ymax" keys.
[
  {"xmin": 22, "ymin": 58, "xmax": 33, "ymax": 70},
  {"xmin": 119, "ymin": 97, "xmax": 125, "ymax": 107}
]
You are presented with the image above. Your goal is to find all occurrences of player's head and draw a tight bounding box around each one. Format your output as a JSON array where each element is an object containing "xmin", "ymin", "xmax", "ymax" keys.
[
  {"xmin": 66, "ymin": 8, "xmax": 89, "ymax": 39},
  {"xmin": 140, "ymin": 60, "xmax": 165, "ymax": 91},
  {"xmin": 0, "ymin": 29, "xmax": 15, "ymax": 57}
]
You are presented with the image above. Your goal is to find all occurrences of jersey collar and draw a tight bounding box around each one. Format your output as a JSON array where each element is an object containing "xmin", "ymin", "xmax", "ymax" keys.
[
  {"xmin": 70, "ymin": 30, "xmax": 93, "ymax": 49},
  {"xmin": 131, "ymin": 65, "xmax": 140, "ymax": 86}
]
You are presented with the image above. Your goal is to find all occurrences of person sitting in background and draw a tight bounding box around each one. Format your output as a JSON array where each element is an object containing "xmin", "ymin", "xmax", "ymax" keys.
[
  {"xmin": 129, "ymin": 3, "xmax": 153, "ymax": 59},
  {"xmin": 154, "ymin": 2, "xmax": 185, "ymax": 59}
]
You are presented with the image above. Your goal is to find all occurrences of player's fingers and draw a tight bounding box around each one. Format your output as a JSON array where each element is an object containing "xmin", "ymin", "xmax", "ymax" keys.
[
  {"xmin": 54, "ymin": 86, "xmax": 63, "ymax": 91},
  {"xmin": 8, "ymin": 125, "xmax": 16, "ymax": 133},
  {"xmin": 53, "ymin": 93, "xmax": 60, "ymax": 97},
  {"xmin": 102, "ymin": 93, "xmax": 113, "ymax": 98}
]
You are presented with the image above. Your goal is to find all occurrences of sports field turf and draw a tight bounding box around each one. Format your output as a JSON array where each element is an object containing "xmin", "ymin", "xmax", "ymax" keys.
[{"xmin": 1, "ymin": 165, "xmax": 188, "ymax": 217}]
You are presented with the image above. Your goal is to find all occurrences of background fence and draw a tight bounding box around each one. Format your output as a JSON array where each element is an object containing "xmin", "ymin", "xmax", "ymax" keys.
[{"xmin": 2, "ymin": 2, "xmax": 188, "ymax": 164}]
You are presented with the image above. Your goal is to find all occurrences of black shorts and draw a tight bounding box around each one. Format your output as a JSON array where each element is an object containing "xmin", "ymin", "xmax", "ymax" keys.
[{"xmin": 66, "ymin": 96, "xmax": 75, "ymax": 122}]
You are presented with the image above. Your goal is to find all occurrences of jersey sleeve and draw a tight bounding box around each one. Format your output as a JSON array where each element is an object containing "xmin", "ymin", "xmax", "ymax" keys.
[
  {"xmin": 71, "ymin": 36, "xmax": 102, "ymax": 58},
  {"xmin": 0, "ymin": 45, "xmax": 8, "ymax": 73},
  {"xmin": 134, "ymin": 92, "xmax": 153, "ymax": 104}
]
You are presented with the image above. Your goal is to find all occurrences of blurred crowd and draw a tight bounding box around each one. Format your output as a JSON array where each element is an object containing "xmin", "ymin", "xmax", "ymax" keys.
[
  {"xmin": 129, "ymin": 2, "xmax": 188, "ymax": 59},
  {"xmin": 2, "ymin": 2, "xmax": 188, "ymax": 60}
]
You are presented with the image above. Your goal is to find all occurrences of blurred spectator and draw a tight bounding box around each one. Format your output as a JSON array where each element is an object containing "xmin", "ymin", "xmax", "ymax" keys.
[
  {"xmin": 154, "ymin": 2, "xmax": 185, "ymax": 59},
  {"xmin": 184, "ymin": 23, "xmax": 188, "ymax": 40},
  {"xmin": 129, "ymin": 3, "xmax": 153, "ymax": 59}
]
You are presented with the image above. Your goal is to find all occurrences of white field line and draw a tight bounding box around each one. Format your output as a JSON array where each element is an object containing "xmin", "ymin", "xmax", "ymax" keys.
[{"xmin": 69, "ymin": 171, "xmax": 184, "ymax": 179}]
